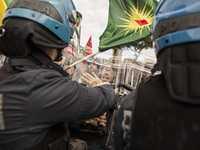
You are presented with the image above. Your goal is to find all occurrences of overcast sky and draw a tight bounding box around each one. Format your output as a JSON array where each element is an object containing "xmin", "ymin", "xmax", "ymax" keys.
[{"xmin": 73, "ymin": 0, "xmax": 109, "ymax": 52}]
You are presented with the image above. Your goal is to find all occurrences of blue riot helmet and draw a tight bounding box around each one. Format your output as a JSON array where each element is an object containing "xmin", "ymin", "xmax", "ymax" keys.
[
  {"xmin": 152, "ymin": 0, "xmax": 200, "ymax": 56},
  {"xmin": 0, "ymin": 0, "xmax": 82, "ymax": 58}
]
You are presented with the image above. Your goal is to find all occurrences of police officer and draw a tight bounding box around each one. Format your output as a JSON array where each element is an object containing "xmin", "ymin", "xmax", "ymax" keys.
[
  {"xmin": 0, "ymin": 0, "xmax": 116, "ymax": 150},
  {"xmin": 131, "ymin": 0, "xmax": 200, "ymax": 150},
  {"xmin": 113, "ymin": 58, "xmax": 153, "ymax": 150}
]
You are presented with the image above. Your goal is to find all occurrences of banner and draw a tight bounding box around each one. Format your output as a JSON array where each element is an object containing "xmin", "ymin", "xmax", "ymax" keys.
[{"xmin": 99, "ymin": 0, "xmax": 158, "ymax": 51}]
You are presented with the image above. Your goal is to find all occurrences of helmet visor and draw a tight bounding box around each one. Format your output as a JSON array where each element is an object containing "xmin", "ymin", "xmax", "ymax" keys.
[{"xmin": 69, "ymin": 11, "xmax": 82, "ymax": 59}]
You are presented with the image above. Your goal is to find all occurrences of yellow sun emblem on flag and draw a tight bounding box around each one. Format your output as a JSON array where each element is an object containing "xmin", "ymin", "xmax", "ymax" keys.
[{"xmin": 117, "ymin": 2, "xmax": 154, "ymax": 37}]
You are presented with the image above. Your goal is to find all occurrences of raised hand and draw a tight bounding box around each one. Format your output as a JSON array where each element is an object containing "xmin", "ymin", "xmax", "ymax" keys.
[{"xmin": 81, "ymin": 72, "xmax": 110, "ymax": 87}]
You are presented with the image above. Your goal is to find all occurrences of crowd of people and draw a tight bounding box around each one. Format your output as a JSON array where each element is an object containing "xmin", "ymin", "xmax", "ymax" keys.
[{"xmin": 1, "ymin": 0, "xmax": 200, "ymax": 150}]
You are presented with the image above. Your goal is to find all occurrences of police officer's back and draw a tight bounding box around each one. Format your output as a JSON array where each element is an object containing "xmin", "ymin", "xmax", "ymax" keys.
[
  {"xmin": 131, "ymin": 0, "xmax": 200, "ymax": 150},
  {"xmin": 0, "ymin": 0, "xmax": 116, "ymax": 150}
]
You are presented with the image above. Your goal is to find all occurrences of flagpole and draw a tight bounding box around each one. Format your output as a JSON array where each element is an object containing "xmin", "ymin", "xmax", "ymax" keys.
[{"xmin": 64, "ymin": 51, "xmax": 100, "ymax": 70}]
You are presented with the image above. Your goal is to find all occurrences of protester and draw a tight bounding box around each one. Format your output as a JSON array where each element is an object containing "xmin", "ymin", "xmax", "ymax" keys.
[
  {"xmin": 130, "ymin": 0, "xmax": 200, "ymax": 150},
  {"xmin": 77, "ymin": 57, "xmax": 99, "ymax": 85},
  {"xmin": 99, "ymin": 65, "xmax": 116, "ymax": 84},
  {"xmin": 80, "ymin": 63, "xmax": 116, "ymax": 88},
  {"xmin": 0, "ymin": 0, "xmax": 116, "ymax": 150},
  {"xmin": 87, "ymin": 57, "xmax": 99, "ymax": 75}
]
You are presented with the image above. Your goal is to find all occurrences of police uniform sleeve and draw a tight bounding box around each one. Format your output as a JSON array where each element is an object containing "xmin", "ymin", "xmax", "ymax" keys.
[{"xmin": 27, "ymin": 70, "xmax": 116, "ymax": 129}]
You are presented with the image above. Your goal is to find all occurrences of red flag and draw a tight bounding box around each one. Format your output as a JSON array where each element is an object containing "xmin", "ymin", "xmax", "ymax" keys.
[
  {"xmin": 79, "ymin": 36, "xmax": 93, "ymax": 72},
  {"xmin": 80, "ymin": 36, "xmax": 93, "ymax": 58},
  {"xmin": 84, "ymin": 36, "xmax": 92, "ymax": 57}
]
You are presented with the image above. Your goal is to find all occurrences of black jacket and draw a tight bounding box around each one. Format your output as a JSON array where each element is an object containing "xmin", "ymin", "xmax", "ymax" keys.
[
  {"xmin": 0, "ymin": 62, "xmax": 116, "ymax": 150},
  {"xmin": 131, "ymin": 74, "xmax": 200, "ymax": 150}
]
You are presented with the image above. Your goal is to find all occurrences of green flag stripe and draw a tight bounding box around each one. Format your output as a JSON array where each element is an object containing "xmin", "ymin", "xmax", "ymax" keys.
[{"xmin": 4, "ymin": 0, "xmax": 10, "ymax": 6}]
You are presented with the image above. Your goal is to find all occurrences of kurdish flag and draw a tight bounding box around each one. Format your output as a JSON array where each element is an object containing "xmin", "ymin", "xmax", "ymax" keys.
[
  {"xmin": 0, "ymin": 0, "xmax": 7, "ymax": 26},
  {"xmin": 99, "ymin": 0, "xmax": 158, "ymax": 51}
]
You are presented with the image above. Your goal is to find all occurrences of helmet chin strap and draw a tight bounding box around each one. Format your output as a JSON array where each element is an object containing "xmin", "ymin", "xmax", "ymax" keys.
[{"xmin": 54, "ymin": 49, "xmax": 63, "ymax": 61}]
